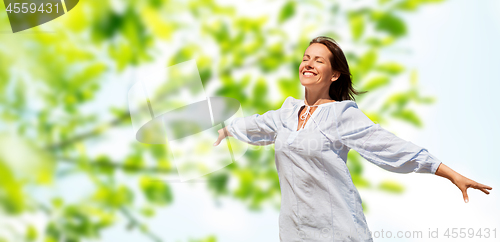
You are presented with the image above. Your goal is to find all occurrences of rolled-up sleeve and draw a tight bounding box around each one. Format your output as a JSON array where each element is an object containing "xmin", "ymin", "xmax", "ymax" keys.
[
  {"xmin": 227, "ymin": 110, "xmax": 280, "ymax": 146},
  {"xmin": 226, "ymin": 97, "xmax": 292, "ymax": 146},
  {"xmin": 334, "ymin": 103, "xmax": 442, "ymax": 174}
]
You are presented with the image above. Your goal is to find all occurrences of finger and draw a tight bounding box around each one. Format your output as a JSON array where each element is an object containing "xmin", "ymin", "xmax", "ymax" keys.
[
  {"xmin": 478, "ymin": 184, "xmax": 492, "ymax": 194},
  {"xmin": 474, "ymin": 182, "xmax": 492, "ymax": 190},
  {"xmin": 474, "ymin": 183, "xmax": 492, "ymax": 191},
  {"xmin": 462, "ymin": 189, "xmax": 469, "ymax": 203},
  {"xmin": 213, "ymin": 136, "xmax": 222, "ymax": 146},
  {"xmin": 478, "ymin": 188, "xmax": 490, "ymax": 195},
  {"xmin": 480, "ymin": 184, "xmax": 493, "ymax": 190}
]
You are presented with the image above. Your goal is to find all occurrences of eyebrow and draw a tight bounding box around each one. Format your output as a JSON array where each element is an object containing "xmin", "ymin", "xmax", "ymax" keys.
[{"xmin": 303, "ymin": 54, "xmax": 325, "ymax": 60}]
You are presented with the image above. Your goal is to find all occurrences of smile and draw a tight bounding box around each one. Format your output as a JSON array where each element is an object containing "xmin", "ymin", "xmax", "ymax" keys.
[{"xmin": 303, "ymin": 71, "xmax": 317, "ymax": 77}]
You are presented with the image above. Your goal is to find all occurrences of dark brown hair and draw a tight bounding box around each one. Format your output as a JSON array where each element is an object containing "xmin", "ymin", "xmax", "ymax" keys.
[{"xmin": 309, "ymin": 36, "xmax": 367, "ymax": 101}]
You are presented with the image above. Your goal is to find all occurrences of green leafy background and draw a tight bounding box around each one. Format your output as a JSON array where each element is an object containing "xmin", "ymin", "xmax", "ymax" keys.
[{"xmin": 0, "ymin": 0, "xmax": 451, "ymax": 241}]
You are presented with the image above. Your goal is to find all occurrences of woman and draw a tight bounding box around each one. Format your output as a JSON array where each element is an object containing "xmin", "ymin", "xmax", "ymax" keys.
[{"xmin": 213, "ymin": 36, "xmax": 492, "ymax": 242}]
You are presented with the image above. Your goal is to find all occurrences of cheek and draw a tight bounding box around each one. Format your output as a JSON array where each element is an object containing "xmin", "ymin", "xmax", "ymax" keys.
[{"xmin": 318, "ymin": 66, "xmax": 330, "ymax": 76}]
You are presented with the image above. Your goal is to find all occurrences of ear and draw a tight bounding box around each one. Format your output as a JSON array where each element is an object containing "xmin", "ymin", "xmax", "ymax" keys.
[{"xmin": 331, "ymin": 71, "xmax": 340, "ymax": 82}]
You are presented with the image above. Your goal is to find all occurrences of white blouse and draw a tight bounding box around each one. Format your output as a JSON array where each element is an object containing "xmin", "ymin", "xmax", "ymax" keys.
[{"xmin": 227, "ymin": 96, "xmax": 442, "ymax": 242}]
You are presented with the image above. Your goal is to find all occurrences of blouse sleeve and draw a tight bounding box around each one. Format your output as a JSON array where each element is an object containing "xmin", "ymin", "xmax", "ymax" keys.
[
  {"xmin": 226, "ymin": 97, "xmax": 290, "ymax": 146},
  {"xmin": 334, "ymin": 102, "xmax": 442, "ymax": 174}
]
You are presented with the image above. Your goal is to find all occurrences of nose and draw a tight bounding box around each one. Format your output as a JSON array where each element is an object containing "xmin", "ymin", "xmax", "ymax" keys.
[{"xmin": 304, "ymin": 59, "xmax": 314, "ymax": 69}]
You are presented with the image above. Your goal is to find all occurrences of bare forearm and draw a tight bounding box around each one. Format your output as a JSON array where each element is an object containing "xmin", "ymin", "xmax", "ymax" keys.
[{"xmin": 434, "ymin": 163, "xmax": 462, "ymax": 183}]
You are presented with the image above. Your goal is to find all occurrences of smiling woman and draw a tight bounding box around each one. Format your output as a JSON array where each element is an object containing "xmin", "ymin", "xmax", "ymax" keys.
[
  {"xmin": 213, "ymin": 36, "xmax": 492, "ymax": 242},
  {"xmin": 297, "ymin": 37, "xmax": 367, "ymax": 132},
  {"xmin": 300, "ymin": 36, "xmax": 367, "ymax": 102}
]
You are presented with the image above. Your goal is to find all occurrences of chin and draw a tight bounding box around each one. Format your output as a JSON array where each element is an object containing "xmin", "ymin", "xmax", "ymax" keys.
[
  {"xmin": 300, "ymin": 83, "xmax": 316, "ymax": 88},
  {"xmin": 299, "ymin": 79, "xmax": 317, "ymax": 87}
]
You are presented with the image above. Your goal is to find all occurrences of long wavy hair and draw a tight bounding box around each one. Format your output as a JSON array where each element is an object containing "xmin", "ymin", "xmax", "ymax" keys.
[{"xmin": 309, "ymin": 36, "xmax": 367, "ymax": 101}]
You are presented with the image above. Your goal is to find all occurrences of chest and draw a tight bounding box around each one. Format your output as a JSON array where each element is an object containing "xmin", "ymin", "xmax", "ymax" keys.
[
  {"xmin": 296, "ymin": 106, "xmax": 320, "ymax": 131},
  {"xmin": 275, "ymin": 105, "xmax": 341, "ymax": 156}
]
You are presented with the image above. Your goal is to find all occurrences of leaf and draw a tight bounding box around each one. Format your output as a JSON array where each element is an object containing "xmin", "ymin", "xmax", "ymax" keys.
[
  {"xmin": 347, "ymin": 151, "xmax": 364, "ymax": 175},
  {"xmin": 278, "ymin": 1, "xmax": 296, "ymax": 23},
  {"xmin": 51, "ymin": 197, "xmax": 64, "ymax": 208},
  {"xmin": 26, "ymin": 225, "xmax": 38, "ymax": 241},
  {"xmin": 0, "ymin": 162, "xmax": 24, "ymax": 214},
  {"xmin": 123, "ymin": 154, "xmax": 144, "ymax": 173},
  {"xmin": 234, "ymin": 169, "xmax": 254, "ymax": 199},
  {"xmin": 93, "ymin": 155, "xmax": 115, "ymax": 175},
  {"xmin": 383, "ymin": 93, "xmax": 410, "ymax": 110},
  {"xmin": 109, "ymin": 41, "xmax": 133, "ymax": 71},
  {"xmin": 362, "ymin": 76, "xmax": 390, "ymax": 90},
  {"xmin": 392, "ymin": 109, "xmax": 422, "ymax": 127},
  {"xmin": 208, "ymin": 172, "xmax": 230, "ymax": 194},
  {"xmin": 252, "ymin": 78, "xmax": 269, "ymax": 110},
  {"xmin": 150, "ymin": 145, "xmax": 167, "ymax": 160},
  {"xmin": 59, "ymin": 205, "xmax": 101, "ymax": 238},
  {"xmin": 169, "ymin": 44, "xmax": 200, "ymax": 66},
  {"xmin": 139, "ymin": 177, "xmax": 173, "ymax": 205},
  {"xmin": 92, "ymin": 10, "xmax": 123, "ymax": 42},
  {"xmin": 395, "ymin": 0, "xmax": 446, "ymax": 12},
  {"xmin": 351, "ymin": 174, "xmax": 371, "ymax": 188},
  {"xmin": 140, "ymin": 207, "xmax": 156, "ymax": 217},
  {"xmin": 395, "ymin": 0, "xmax": 420, "ymax": 11},
  {"xmin": 357, "ymin": 50, "xmax": 378, "ymax": 74},
  {"xmin": 277, "ymin": 78, "xmax": 300, "ymax": 98},
  {"xmin": 258, "ymin": 43, "xmax": 285, "ymax": 72},
  {"xmin": 361, "ymin": 202, "xmax": 368, "ymax": 213},
  {"xmin": 364, "ymin": 112, "xmax": 382, "ymax": 124},
  {"xmin": 348, "ymin": 12, "xmax": 365, "ymax": 41},
  {"xmin": 198, "ymin": 56, "xmax": 213, "ymax": 84},
  {"xmin": 378, "ymin": 180, "xmax": 405, "ymax": 194},
  {"xmin": 418, "ymin": 96, "xmax": 436, "ymax": 104},
  {"xmin": 374, "ymin": 13, "xmax": 407, "ymax": 37},
  {"xmin": 94, "ymin": 185, "xmax": 134, "ymax": 207},
  {"xmin": 376, "ymin": 62, "xmax": 405, "ymax": 74}
]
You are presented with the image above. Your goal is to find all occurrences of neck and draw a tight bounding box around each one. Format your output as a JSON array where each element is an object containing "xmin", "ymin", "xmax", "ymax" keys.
[{"xmin": 304, "ymin": 87, "xmax": 332, "ymax": 106}]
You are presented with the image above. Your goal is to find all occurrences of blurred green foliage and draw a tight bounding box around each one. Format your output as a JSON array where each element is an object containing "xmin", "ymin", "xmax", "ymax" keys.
[{"xmin": 0, "ymin": 0, "xmax": 445, "ymax": 241}]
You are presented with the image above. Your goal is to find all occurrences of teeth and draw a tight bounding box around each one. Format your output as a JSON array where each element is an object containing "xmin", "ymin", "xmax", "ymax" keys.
[{"xmin": 304, "ymin": 72, "xmax": 315, "ymax": 76}]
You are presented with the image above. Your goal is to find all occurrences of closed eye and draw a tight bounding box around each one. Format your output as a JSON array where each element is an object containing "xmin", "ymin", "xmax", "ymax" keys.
[{"xmin": 302, "ymin": 59, "xmax": 323, "ymax": 63}]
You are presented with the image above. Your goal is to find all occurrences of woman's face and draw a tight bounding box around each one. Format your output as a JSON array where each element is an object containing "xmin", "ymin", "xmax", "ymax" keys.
[{"xmin": 299, "ymin": 43, "xmax": 338, "ymax": 88}]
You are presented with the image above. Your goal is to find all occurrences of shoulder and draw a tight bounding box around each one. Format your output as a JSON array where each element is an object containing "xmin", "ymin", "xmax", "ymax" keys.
[
  {"xmin": 333, "ymin": 100, "xmax": 358, "ymax": 110},
  {"xmin": 276, "ymin": 96, "xmax": 301, "ymax": 121},
  {"xmin": 330, "ymin": 100, "xmax": 359, "ymax": 117},
  {"xmin": 333, "ymin": 100, "xmax": 374, "ymax": 127},
  {"xmin": 281, "ymin": 96, "xmax": 302, "ymax": 109}
]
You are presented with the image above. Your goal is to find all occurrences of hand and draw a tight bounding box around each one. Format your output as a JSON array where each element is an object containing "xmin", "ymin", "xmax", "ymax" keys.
[
  {"xmin": 452, "ymin": 175, "xmax": 492, "ymax": 203},
  {"xmin": 213, "ymin": 126, "xmax": 232, "ymax": 146}
]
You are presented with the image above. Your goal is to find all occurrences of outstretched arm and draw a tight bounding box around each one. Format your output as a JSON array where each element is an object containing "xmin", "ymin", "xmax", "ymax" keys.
[
  {"xmin": 335, "ymin": 103, "xmax": 493, "ymax": 203},
  {"xmin": 434, "ymin": 163, "xmax": 492, "ymax": 203},
  {"xmin": 213, "ymin": 109, "xmax": 281, "ymax": 146},
  {"xmin": 213, "ymin": 97, "xmax": 295, "ymax": 147}
]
